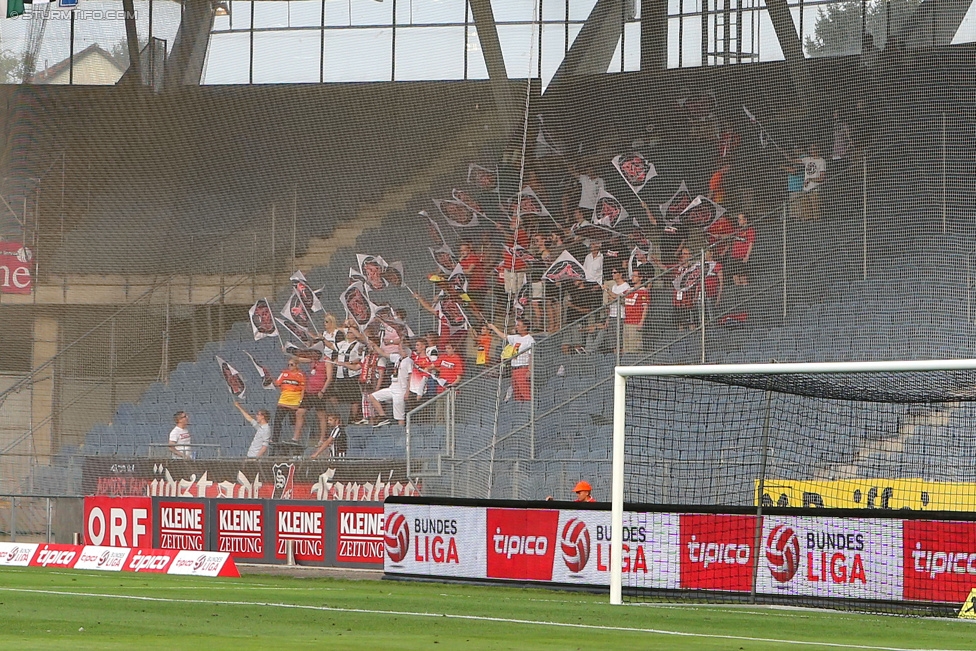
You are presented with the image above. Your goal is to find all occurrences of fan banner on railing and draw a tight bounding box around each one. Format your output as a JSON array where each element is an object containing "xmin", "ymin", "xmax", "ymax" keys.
[
  {"xmin": 244, "ymin": 352, "xmax": 275, "ymax": 389},
  {"xmin": 356, "ymin": 254, "xmax": 389, "ymax": 293},
  {"xmin": 434, "ymin": 197, "xmax": 480, "ymax": 229},
  {"xmin": 467, "ymin": 163, "xmax": 498, "ymax": 192},
  {"xmin": 591, "ymin": 189, "xmax": 629, "ymax": 228},
  {"xmin": 215, "ymin": 356, "xmax": 246, "ymax": 400},
  {"xmin": 290, "ymin": 270, "xmax": 323, "ymax": 313},
  {"xmin": 428, "ymin": 244, "xmax": 458, "ymax": 275},
  {"xmin": 659, "ymin": 182, "xmax": 693, "ymax": 231},
  {"xmin": 341, "ymin": 280, "xmax": 379, "ymax": 330},
  {"xmin": 0, "ymin": 241, "xmax": 33, "ymax": 295},
  {"xmin": 248, "ymin": 298, "xmax": 278, "ymax": 341},
  {"xmin": 542, "ymin": 250, "xmax": 586, "ymax": 283},
  {"xmin": 280, "ymin": 290, "xmax": 314, "ymax": 331},
  {"xmin": 612, "ymin": 152, "xmax": 657, "ymax": 196},
  {"xmin": 513, "ymin": 282, "xmax": 531, "ymax": 316},
  {"xmin": 276, "ymin": 316, "xmax": 313, "ymax": 347}
]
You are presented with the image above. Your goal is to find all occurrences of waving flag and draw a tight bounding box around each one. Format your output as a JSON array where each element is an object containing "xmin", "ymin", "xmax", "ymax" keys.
[
  {"xmin": 467, "ymin": 163, "xmax": 498, "ymax": 192},
  {"xmin": 612, "ymin": 152, "xmax": 657, "ymax": 196},
  {"xmin": 592, "ymin": 189, "xmax": 629, "ymax": 227},
  {"xmin": 534, "ymin": 115, "xmax": 563, "ymax": 158},
  {"xmin": 341, "ymin": 280, "xmax": 379, "ymax": 330},
  {"xmin": 249, "ymin": 298, "xmax": 278, "ymax": 341},
  {"xmin": 290, "ymin": 270, "xmax": 322, "ymax": 313},
  {"xmin": 421, "ymin": 210, "xmax": 448, "ymax": 248},
  {"xmin": 244, "ymin": 352, "xmax": 275, "ymax": 389},
  {"xmin": 356, "ymin": 254, "xmax": 389, "ymax": 293},
  {"xmin": 215, "ymin": 356, "xmax": 246, "ymax": 400},
  {"xmin": 429, "ymin": 244, "xmax": 458, "ymax": 275},
  {"xmin": 436, "ymin": 296, "xmax": 471, "ymax": 335},
  {"xmin": 680, "ymin": 194, "xmax": 726, "ymax": 228},
  {"xmin": 742, "ymin": 105, "xmax": 783, "ymax": 155},
  {"xmin": 542, "ymin": 250, "xmax": 585, "ymax": 283},
  {"xmin": 276, "ymin": 317, "xmax": 313, "ymax": 346},
  {"xmin": 659, "ymin": 182, "xmax": 693, "ymax": 231},
  {"xmin": 434, "ymin": 197, "xmax": 481, "ymax": 228},
  {"xmin": 515, "ymin": 186, "xmax": 550, "ymax": 218},
  {"xmin": 280, "ymin": 291, "xmax": 313, "ymax": 331},
  {"xmin": 448, "ymin": 263, "xmax": 470, "ymax": 301},
  {"xmin": 284, "ymin": 342, "xmax": 324, "ymax": 362}
]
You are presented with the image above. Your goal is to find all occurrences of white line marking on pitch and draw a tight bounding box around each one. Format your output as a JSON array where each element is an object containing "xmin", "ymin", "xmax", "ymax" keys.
[{"xmin": 0, "ymin": 587, "xmax": 964, "ymax": 651}]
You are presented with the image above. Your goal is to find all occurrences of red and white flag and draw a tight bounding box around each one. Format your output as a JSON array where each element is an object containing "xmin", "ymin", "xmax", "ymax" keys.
[
  {"xmin": 592, "ymin": 189, "xmax": 628, "ymax": 227},
  {"xmin": 215, "ymin": 356, "xmax": 246, "ymax": 400},
  {"xmin": 467, "ymin": 163, "xmax": 498, "ymax": 192},
  {"xmin": 248, "ymin": 298, "xmax": 278, "ymax": 341},
  {"xmin": 244, "ymin": 352, "xmax": 275, "ymax": 389},
  {"xmin": 290, "ymin": 270, "xmax": 323, "ymax": 313},
  {"xmin": 280, "ymin": 290, "xmax": 314, "ymax": 331},
  {"xmin": 612, "ymin": 152, "xmax": 657, "ymax": 196}
]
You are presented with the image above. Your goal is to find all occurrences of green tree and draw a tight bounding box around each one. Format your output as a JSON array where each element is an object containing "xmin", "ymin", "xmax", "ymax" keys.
[
  {"xmin": 0, "ymin": 48, "xmax": 28, "ymax": 83},
  {"xmin": 804, "ymin": 0, "xmax": 920, "ymax": 57}
]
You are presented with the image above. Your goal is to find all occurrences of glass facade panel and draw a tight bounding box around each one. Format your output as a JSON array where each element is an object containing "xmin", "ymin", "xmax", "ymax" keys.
[
  {"xmin": 323, "ymin": 27, "xmax": 392, "ymax": 81},
  {"xmin": 491, "ymin": 0, "xmax": 536, "ymax": 23},
  {"xmin": 406, "ymin": 0, "xmax": 466, "ymax": 25},
  {"xmin": 253, "ymin": 1, "xmax": 291, "ymax": 29},
  {"xmin": 466, "ymin": 29, "xmax": 490, "ymax": 79},
  {"xmin": 497, "ymin": 23, "xmax": 539, "ymax": 78},
  {"xmin": 252, "ymin": 30, "xmax": 320, "ymax": 83},
  {"xmin": 395, "ymin": 26, "xmax": 466, "ymax": 80},
  {"xmin": 203, "ymin": 32, "xmax": 252, "ymax": 84}
]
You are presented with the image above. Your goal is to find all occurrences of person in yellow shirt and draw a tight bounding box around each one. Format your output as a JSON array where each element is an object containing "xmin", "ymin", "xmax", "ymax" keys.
[{"xmin": 271, "ymin": 358, "xmax": 306, "ymax": 453}]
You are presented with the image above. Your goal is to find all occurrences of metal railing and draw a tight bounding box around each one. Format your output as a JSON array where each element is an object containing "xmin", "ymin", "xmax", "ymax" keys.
[{"xmin": 0, "ymin": 494, "xmax": 84, "ymax": 543}]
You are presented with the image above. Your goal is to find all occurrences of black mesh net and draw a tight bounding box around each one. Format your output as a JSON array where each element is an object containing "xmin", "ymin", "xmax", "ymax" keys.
[{"xmin": 619, "ymin": 371, "xmax": 976, "ymax": 613}]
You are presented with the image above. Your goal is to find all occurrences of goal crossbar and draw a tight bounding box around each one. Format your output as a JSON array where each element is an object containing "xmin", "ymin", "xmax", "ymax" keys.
[{"xmin": 609, "ymin": 358, "xmax": 976, "ymax": 605}]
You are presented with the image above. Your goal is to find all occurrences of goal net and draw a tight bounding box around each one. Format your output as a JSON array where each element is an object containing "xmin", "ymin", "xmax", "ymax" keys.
[{"xmin": 609, "ymin": 359, "xmax": 976, "ymax": 613}]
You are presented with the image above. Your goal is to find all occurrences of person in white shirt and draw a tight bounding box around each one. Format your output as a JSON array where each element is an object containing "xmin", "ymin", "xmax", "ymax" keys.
[
  {"xmin": 168, "ymin": 411, "xmax": 192, "ymax": 459},
  {"xmin": 233, "ymin": 402, "xmax": 271, "ymax": 458},
  {"xmin": 487, "ymin": 319, "xmax": 535, "ymax": 402},
  {"xmin": 353, "ymin": 334, "xmax": 414, "ymax": 428},
  {"xmin": 583, "ymin": 241, "xmax": 604, "ymax": 285}
]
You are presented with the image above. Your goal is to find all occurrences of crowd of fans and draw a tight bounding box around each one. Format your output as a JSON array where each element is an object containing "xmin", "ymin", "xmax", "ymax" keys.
[{"xmin": 165, "ymin": 88, "xmax": 871, "ymax": 460}]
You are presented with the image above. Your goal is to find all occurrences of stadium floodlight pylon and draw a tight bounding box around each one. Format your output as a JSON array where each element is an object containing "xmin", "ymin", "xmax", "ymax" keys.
[{"xmin": 609, "ymin": 358, "xmax": 976, "ymax": 606}]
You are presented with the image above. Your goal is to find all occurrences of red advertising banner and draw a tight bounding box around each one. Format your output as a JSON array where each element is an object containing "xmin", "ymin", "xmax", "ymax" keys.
[
  {"xmin": 216, "ymin": 502, "xmax": 265, "ymax": 559},
  {"xmin": 678, "ymin": 514, "xmax": 756, "ymax": 592},
  {"xmin": 29, "ymin": 543, "xmax": 81, "ymax": 569},
  {"xmin": 158, "ymin": 501, "xmax": 207, "ymax": 550},
  {"xmin": 274, "ymin": 504, "xmax": 326, "ymax": 562},
  {"xmin": 903, "ymin": 520, "xmax": 976, "ymax": 603},
  {"xmin": 336, "ymin": 506, "xmax": 384, "ymax": 565},
  {"xmin": 486, "ymin": 508, "xmax": 559, "ymax": 581},
  {"xmin": 0, "ymin": 242, "xmax": 32, "ymax": 295},
  {"xmin": 124, "ymin": 548, "xmax": 180, "ymax": 573},
  {"xmin": 84, "ymin": 497, "xmax": 152, "ymax": 548}
]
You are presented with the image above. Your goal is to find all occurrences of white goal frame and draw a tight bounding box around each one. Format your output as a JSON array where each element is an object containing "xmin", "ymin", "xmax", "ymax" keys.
[{"xmin": 610, "ymin": 358, "xmax": 976, "ymax": 604}]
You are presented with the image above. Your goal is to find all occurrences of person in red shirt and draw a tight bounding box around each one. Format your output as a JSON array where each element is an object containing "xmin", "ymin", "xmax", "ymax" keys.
[
  {"xmin": 623, "ymin": 269, "xmax": 650, "ymax": 354},
  {"xmin": 459, "ymin": 241, "xmax": 487, "ymax": 307},
  {"xmin": 272, "ymin": 358, "xmax": 306, "ymax": 452},
  {"xmin": 705, "ymin": 214, "xmax": 734, "ymax": 260},
  {"xmin": 433, "ymin": 341, "xmax": 465, "ymax": 393},
  {"xmin": 730, "ymin": 213, "xmax": 756, "ymax": 286},
  {"xmin": 295, "ymin": 356, "xmax": 329, "ymax": 446}
]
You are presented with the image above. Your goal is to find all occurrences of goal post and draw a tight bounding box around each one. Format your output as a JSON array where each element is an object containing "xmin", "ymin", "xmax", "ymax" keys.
[{"xmin": 610, "ymin": 358, "xmax": 976, "ymax": 606}]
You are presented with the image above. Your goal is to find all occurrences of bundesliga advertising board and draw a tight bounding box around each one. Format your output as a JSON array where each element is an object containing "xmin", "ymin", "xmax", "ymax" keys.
[
  {"xmin": 382, "ymin": 500, "xmax": 976, "ymax": 606},
  {"xmin": 0, "ymin": 542, "xmax": 238, "ymax": 577}
]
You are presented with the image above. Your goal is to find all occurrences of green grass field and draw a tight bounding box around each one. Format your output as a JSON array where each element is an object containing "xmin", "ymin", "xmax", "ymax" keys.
[{"xmin": 0, "ymin": 568, "xmax": 973, "ymax": 650}]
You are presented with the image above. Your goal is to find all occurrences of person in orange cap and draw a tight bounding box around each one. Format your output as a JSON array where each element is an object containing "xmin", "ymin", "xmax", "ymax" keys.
[{"xmin": 573, "ymin": 480, "xmax": 596, "ymax": 502}]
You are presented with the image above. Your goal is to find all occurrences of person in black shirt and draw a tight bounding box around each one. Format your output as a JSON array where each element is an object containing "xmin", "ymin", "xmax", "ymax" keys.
[{"xmin": 311, "ymin": 413, "xmax": 347, "ymax": 459}]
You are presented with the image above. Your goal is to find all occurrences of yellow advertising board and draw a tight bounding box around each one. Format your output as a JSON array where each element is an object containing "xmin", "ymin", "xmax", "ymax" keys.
[{"xmin": 756, "ymin": 479, "xmax": 976, "ymax": 511}]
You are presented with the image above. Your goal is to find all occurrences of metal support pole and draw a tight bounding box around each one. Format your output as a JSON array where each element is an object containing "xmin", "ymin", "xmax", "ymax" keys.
[
  {"xmin": 271, "ymin": 204, "xmax": 277, "ymax": 293},
  {"xmin": 405, "ymin": 411, "xmax": 412, "ymax": 477},
  {"xmin": 10, "ymin": 497, "xmax": 15, "ymax": 542},
  {"xmin": 750, "ymin": 389, "xmax": 774, "ymax": 604},
  {"xmin": 529, "ymin": 349, "xmax": 535, "ymax": 460},
  {"xmin": 862, "ymin": 155, "xmax": 868, "ymax": 280},
  {"xmin": 782, "ymin": 200, "xmax": 788, "ymax": 320},
  {"xmin": 162, "ymin": 283, "xmax": 170, "ymax": 383},
  {"xmin": 942, "ymin": 112, "xmax": 947, "ymax": 234},
  {"xmin": 46, "ymin": 497, "xmax": 52, "ymax": 543},
  {"xmin": 699, "ymin": 249, "xmax": 706, "ymax": 364},
  {"xmin": 291, "ymin": 185, "xmax": 298, "ymax": 272},
  {"xmin": 615, "ymin": 297, "xmax": 621, "ymax": 368}
]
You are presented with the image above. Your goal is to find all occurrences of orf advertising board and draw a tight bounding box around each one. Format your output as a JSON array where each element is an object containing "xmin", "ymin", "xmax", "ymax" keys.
[
  {"xmin": 550, "ymin": 510, "xmax": 680, "ymax": 589},
  {"xmin": 215, "ymin": 501, "xmax": 266, "ymax": 559},
  {"xmin": 274, "ymin": 502, "xmax": 326, "ymax": 563},
  {"xmin": 384, "ymin": 503, "xmax": 485, "ymax": 578},
  {"xmin": 84, "ymin": 497, "xmax": 152, "ymax": 548},
  {"xmin": 156, "ymin": 500, "xmax": 207, "ymax": 550},
  {"xmin": 336, "ymin": 505, "xmax": 385, "ymax": 566},
  {"xmin": 756, "ymin": 516, "xmax": 903, "ymax": 601},
  {"xmin": 903, "ymin": 520, "xmax": 976, "ymax": 603}
]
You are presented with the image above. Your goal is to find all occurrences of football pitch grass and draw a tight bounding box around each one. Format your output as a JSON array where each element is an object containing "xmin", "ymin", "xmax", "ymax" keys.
[{"xmin": 0, "ymin": 569, "xmax": 974, "ymax": 650}]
